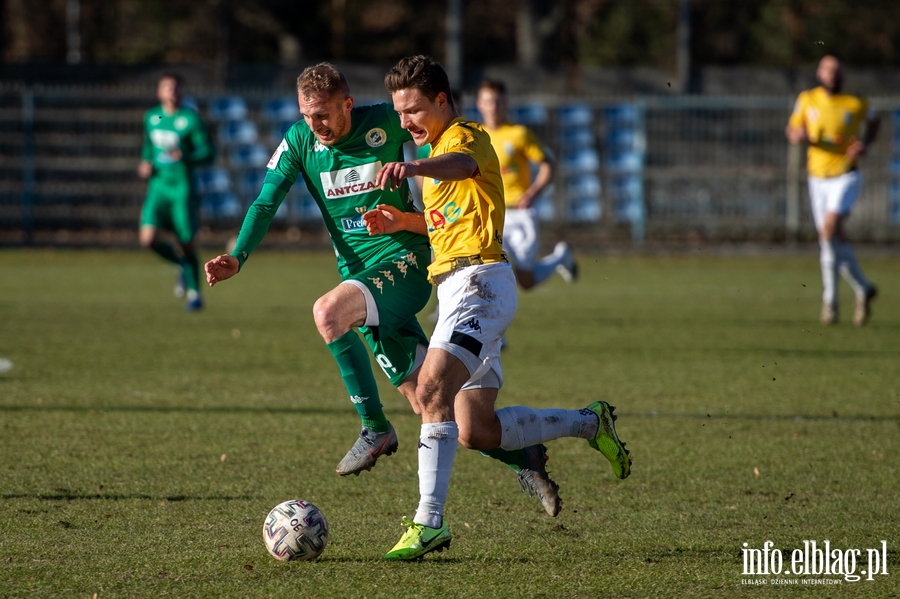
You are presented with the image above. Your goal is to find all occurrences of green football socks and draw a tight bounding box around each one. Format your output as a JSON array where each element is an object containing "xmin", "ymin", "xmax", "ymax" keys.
[
  {"xmin": 326, "ymin": 330, "xmax": 390, "ymax": 432},
  {"xmin": 480, "ymin": 447, "xmax": 528, "ymax": 472}
]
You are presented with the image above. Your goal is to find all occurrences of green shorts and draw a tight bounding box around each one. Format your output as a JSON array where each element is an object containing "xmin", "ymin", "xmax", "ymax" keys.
[
  {"xmin": 349, "ymin": 248, "xmax": 433, "ymax": 387},
  {"xmin": 140, "ymin": 168, "xmax": 199, "ymax": 244}
]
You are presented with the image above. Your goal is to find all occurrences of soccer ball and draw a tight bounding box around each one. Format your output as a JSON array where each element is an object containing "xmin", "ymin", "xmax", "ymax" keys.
[{"xmin": 262, "ymin": 499, "xmax": 329, "ymax": 561}]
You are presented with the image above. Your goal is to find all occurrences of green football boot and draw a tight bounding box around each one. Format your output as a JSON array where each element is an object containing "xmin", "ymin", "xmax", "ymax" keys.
[
  {"xmin": 585, "ymin": 401, "xmax": 631, "ymax": 479},
  {"xmin": 383, "ymin": 516, "xmax": 451, "ymax": 561}
]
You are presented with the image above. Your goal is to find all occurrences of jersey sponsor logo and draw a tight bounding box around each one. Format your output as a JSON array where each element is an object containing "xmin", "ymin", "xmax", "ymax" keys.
[
  {"xmin": 340, "ymin": 215, "xmax": 366, "ymax": 231},
  {"xmin": 427, "ymin": 202, "xmax": 461, "ymax": 232},
  {"xmin": 365, "ymin": 128, "xmax": 387, "ymax": 147},
  {"xmin": 320, "ymin": 162, "xmax": 381, "ymax": 199},
  {"xmin": 150, "ymin": 129, "xmax": 179, "ymax": 150},
  {"xmin": 267, "ymin": 139, "xmax": 289, "ymax": 170}
]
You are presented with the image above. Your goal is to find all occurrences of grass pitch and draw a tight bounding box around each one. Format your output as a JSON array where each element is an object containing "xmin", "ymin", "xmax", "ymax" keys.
[{"xmin": 0, "ymin": 248, "xmax": 898, "ymax": 598}]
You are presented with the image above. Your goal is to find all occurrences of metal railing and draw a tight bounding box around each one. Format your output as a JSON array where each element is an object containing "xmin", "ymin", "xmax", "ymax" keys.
[{"xmin": 2, "ymin": 84, "xmax": 899, "ymax": 245}]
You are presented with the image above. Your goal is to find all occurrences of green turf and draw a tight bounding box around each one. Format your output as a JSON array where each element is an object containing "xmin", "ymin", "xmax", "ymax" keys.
[{"xmin": 0, "ymin": 248, "xmax": 898, "ymax": 598}]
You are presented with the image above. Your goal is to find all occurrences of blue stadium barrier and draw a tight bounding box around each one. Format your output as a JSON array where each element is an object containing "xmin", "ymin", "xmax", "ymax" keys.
[
  {"xmin": 560, "ymin": 128, "xmax": 594, "ymax": 148},
  {"xmin": 217, "ymin": 119, "xmax": 258, "ymax": 145},
  {"xmin": 237, "ymin": 170, "xmax": 267, "ymax": 197},
  {"xmin": 510, "ymin": 103, "xmax": 548, "ymax": 126},
  {"xmin": 564, "ymin": 174, "xmax": 601, "ymax": 197},
  {"xmin": 889, "ymin": 153, "xmax": 900, "ymax": 174},
  {"xmin": 228, "ymin": 144, "xmax": 270, "ymax": 169},
  {"xmin": 565, "ymin": 197, "xmax": 602, "ymax": 223},
  {"xmin": 261, "ymin": 97, "xmax": 299, "ymax": 123},
  {"xmin": 207, "ymin": 96, "xmax": 248, "ymax": 121},
  {"xmin": 561, "ymin": 148, "xmax": 600, "ymax": 173},
  {"xmin": 269, "ymin": 120, "xmax": 294, "ymax": 144},
  {"xmin": 889, "ymin": 179, "xmax": 900, "ymax": 224},
  {"xmin": 603, "ymin": 104, "xmax": 639, "ymax": 126},
  {"xmin": 557, "ymin": 103, "xmax": 593, "ymax": 127},
  {"xmin": 354, "ymin": 97, "xmax": 385, "ymax": 107},
  {"xmin": 605, "ymin": 150, "xmax": 643, "ymax": 171},
  {"xmin": 609, "ymin": 174, "xmax": 642, "ymax": 197},
  {"xmin": 463, "ymin": 106, "xmax": 480, "ymax": 121},
  {"xmin": 182, "ymin": 97, "xmax": 199, "ymax": 113},
  {"xmin": 194, "ymin": 167, "xmax": 232, "ymax": 194},
  {"xmin": 201, "ymin": 192, "xmax": 243, "ymax": 219},
  {"xmin": 605, "ymin": 128, "xmax": 639, "ymax": 148}
]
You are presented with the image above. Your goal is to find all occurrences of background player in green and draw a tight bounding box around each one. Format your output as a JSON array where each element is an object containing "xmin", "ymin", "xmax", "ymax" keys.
[
  {"xmin": 204, "ymin": 65, "xmax": 560, "ymax": 514},
  {"xmin": 137, "ymin": 73, "xmax": 215, "ymax": 311}
]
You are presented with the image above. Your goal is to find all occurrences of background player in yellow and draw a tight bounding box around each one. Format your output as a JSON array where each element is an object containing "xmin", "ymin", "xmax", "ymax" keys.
[
  {"xmin": 786, "ymin": 53, "xmax": 879, "ymax": 326},
  {"xmin": 476, "ymin": 79, "xmax": 577, "ymax": 290},
  {"xmin": 366, "ymin": 55, "xmax": 631, "ymax": 561},
  {"xmin": 138, "ymin": 74, "xmax": 215, "ymax": 311}
]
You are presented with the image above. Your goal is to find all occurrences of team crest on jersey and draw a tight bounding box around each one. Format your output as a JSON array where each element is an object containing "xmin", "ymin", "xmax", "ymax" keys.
[
  {"xmin": 267, "ymin": 139, "xmax": 289, "ymax": 170},
  {"xmin": 365, "ymin": 128, "xmax": 387, "ymax": 147},
  {"xmin": 806, "ymin": 108, "xmax": 820, "ymax": 121},
  {"xmin": 314, "ymin": 140, "xmax": 328, "ymax": 152},
  {"xmin": 174, "ymin": 116, "xmax": 188, "ymax": 130}
]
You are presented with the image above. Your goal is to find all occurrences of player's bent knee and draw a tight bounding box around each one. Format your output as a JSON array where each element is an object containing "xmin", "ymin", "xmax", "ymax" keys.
[{"xmin": 312, "ymin": 295, "xmax": 345, "ymax": 339}]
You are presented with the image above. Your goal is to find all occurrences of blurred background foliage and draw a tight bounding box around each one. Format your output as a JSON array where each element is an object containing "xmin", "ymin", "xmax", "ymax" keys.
[{"xmin": 3, "ymin": 0, "xmax": 900, "ymax": 70}]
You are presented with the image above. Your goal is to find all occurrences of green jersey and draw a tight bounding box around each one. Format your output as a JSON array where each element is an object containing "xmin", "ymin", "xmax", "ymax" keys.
[
  {"xmin": 141, "ymin": 105, "xmax": 215, "ymax": 171},
  {"xmin": 231, "ymin": 103, "xmax": 428, "ymax": 274}
]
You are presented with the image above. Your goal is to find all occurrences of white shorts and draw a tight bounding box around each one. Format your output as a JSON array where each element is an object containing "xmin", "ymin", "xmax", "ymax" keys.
[
  {"xmin": 503, "ymin": 208, "xmax": 539, "ymax": 270},
  {"xmin": 430, "ymin": 261, "xmax": 518, "ymax": 390},
  {"xmin": 808, "ymin": 171, "xmax": 861, "ymax": 232}
]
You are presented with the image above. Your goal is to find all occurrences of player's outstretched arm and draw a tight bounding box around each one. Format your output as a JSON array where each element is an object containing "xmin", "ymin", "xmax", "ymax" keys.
[
  {"xmin": 363, "ymin": 204, "xmax": 427, "ymax": 236},
  {"xmin": 205, "ymin": 254, "xmax": 240, "ymax": 287},
  {"xmin": 785, "ymin": 124, "xmax": 807, "ymax": 145}
]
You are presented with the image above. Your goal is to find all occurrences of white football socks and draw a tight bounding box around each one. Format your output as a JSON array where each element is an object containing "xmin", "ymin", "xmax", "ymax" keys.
[
  {"xmin": 414, "ymin": 421, "xmax": 458, "ymax": 529},
  {"xmin": 834, "ymin": 239, "xmax": 870, "ymax": 298},
  {"xmin": 495, "ymin": 406, "xmax": 596, "ymax": 450},
  {"xmin": 819, "ymin": 239, "xmax": 837, "ymax": 307}
]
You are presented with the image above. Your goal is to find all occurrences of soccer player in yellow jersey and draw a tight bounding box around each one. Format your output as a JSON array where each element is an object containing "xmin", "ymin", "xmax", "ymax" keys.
[
  {"xmin": 476, "ymin": 79, "xmax": 577, "ymax": 289},
  {"xmin": 786, "ymin": 54, "xmax": 880, "ymax": 326},
  {"xmin": 365, "ymin": 55, "xmax": 631, "ymax": 561}
]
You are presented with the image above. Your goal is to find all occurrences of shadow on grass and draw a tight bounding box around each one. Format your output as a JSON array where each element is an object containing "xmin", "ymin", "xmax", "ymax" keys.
[
  {"xmin": 3, "ymin": 492, "xmax": 253, "ymax": 501},
  {"xmin": 0, "ymin": 405, "xmax": 348, "ymax": 415},
  {"xmin": 1, "ymin": 405, "xmax": 896, "ymax": 423},
  {"xmin": 627, "ymin": 411, "xmax": 900, "ymax": 422}
]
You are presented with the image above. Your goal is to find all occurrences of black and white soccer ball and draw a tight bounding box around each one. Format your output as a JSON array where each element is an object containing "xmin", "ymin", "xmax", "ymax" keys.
[{"xmin": 262, "ymin": 499, "xmax": 329, "ymax": 561}]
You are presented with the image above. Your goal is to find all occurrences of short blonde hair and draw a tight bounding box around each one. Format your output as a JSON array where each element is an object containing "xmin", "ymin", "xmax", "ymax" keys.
[{"xmin": 296, "ymin": 63, "xmax": 350, "ymax": 100}]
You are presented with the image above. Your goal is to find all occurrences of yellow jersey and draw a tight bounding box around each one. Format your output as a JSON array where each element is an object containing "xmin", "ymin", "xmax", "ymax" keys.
[
  {"xmin": 484, "ymin": 123, "xmax": 548, "ymax": 207},
  {"xmin": 422, "ymin": 117, "xmax": 506, "ymax": 280},
  {"xmin": 788, "ymin": 86, "xmax": 870, "ymax": 178}
]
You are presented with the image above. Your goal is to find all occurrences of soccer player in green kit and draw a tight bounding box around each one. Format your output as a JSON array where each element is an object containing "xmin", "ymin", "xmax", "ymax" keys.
[
  {"xmin": 205, "ymin": 64, "xmax": 561, "ymax": 517},
  {"xmin": 138, "ymin": 74, "xmax": 215, "ymax": 311}
]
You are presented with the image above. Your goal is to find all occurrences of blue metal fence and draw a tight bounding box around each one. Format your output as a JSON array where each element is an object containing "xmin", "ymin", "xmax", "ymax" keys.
[{"xmin": 1, "ymin": 84, "xmax": 898, "ymax": 244}]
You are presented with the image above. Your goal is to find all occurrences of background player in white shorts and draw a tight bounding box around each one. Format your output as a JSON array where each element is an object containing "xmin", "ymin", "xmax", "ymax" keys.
[
  {"xmin": 476, "ymin": 78, "xmax": 578, "ymax": 289},
  {"xmin": 786, "ymin": 53, "xmax": 879, "ymax": 326},
  {"xmin": 366, "ymin": 55, "xmax": 631, "ymax": 561}
]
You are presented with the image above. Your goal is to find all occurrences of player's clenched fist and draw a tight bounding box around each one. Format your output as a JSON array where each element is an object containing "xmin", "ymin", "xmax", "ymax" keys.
[
  {"xmin": 204, "ymin": 254, "xmax": 239, "ymax": 286},
  {"xmin": 376, "ymin": 161, "xmax": 419, "ymax": 191}
]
